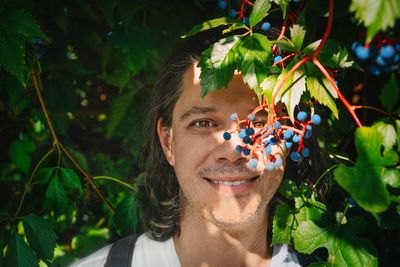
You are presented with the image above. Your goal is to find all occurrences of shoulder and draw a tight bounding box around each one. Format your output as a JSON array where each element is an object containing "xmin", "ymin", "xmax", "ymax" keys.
[
  {"xmin": 69, "ymin": 243, "xmax": 112, "ymax": 267},
  {"xmin": 271, "ymin": 244, "xmax": 302, "ymax": 267}
]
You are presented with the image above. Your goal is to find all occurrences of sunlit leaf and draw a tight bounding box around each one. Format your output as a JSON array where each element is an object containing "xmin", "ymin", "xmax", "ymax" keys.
[
  {"xmin": 182, "ymin": 17, "xmax": 240, "ymax": 38},
  {"xmin": 249, "ymin": 0, "xmax": 271, "ymax": 28},
  {"xmin": 113, "ymin": 194, "xmax": 138, "ymax": 236}
]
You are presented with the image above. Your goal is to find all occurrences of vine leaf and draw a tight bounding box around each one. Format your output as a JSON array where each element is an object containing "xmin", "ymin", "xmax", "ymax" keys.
[
  {"xmin": 0, "ymin": 33, "xmax": 26, "ymax": 85},
  {"xmin": 272, "ymin": 203, "xmax": 295, "ymax": 244},
  {"xmin": 290, "ymin": 25, "xmax": 306, "ymax": 52},
  {"xmin": 113, "ymin": 194, "xmax": 138, "ymax": 236},
  {"xmin": 4, "ymin": 232, "xmax": 39, "ymax": 267},
  {"xmin": 181, "ymin": 17, "xmax": 240, "ymax": 38},
  {"xmin": 260, "ymin": 75, "xmax": 278, "ymax": 104},
  {"xmin": 199, "ymin": 35, "xmax": 240, "ymax": 98},
  {"xmin": 274, "ymin": 65, "xmax": 306, "ymax": 121},
  {"xmin": 8, "ymin": 137, "xmax": 36, "ymax": 175},
  {"xmin": 59, "ymin": 168, "xmax": 82, "ymax": 193},
  {"xmin": 249, "ymin": 0, "xmax": 272, "ymax": 28},
  {"xmin": 237, "ymin": 33, "xmax": 272, "ymax": 97},
  {"xmin": 21, "ymin": 214, "xmax": 57, "ymax": 262},
  {"xmin": 379, "ymin": 74, "xmax": 398, "ymax": 112},
  {"xmin": 294, "ymin": 220, "xmax": 378, "ymax": 267},
  {"xmin": 334, "ymin": 125, "xmax": 398, "ymax": 213},
  {"xmin": 271, "ymin": 0, "xmax": 290, "ymax": 18},
  {"xmin": 45, "ymin": 174, "xmax": 70, "ymax": 211},
  {"xmin": 350, "ymin": 0, "xmax": 400, "ymax": 42},
  {"xmin": 3, "ymin": 10, "xmax": 49, "ymax": 42}
]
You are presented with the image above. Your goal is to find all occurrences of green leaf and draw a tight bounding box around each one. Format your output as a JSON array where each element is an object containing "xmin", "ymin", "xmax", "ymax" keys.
[
  {"xmin": 249, "ymin": 0, "xmax": 272, "ymax": 28},
  {"xmin": 3, "ymin": 10, "xmax": 49, "ymax": 42},
  {"xmin": 59, "ymin": 168, "xmax": 82, "ymax": 193},
  {"xmin": 260, "ymin": 75, "xmax": 278, "ymax": 104},
  {"xmin": 305, "ymin": 63, "xmax": 339, "ymax": 118},
  {"xmin": 114, "ymin": 194, "xmax": 138, "ymax": 236},
  {"xmin": 294, "ymin": 220, "xmax": 377, "ymax": 266},
  {"xmin": 0, "ymin": 33, "xmax": 26, "ymax": 85},
  {"xmin": 96, "ymin": 0, "xmax": 118, "ymax": 26},
  {"xmin": 181, "ymin": 17, "xmax": 240, "ymax": 38},
  {"xmin": 199, "ymin": 35, "xmax": 241, "ymax": 98},
  {"xmin": 334, "ymin": 126, "xmax": 398, "ymax": 213},
  {"xmin": 8, "ymin": 137, "xmax": 36, "ymax": 174},
  {"xmin": 106, "ymin": 88, "xmax": 136, "ymax": 139},
  {"xmin": 373, "ymin": 122, "xmax": 397, "ymax": 153},
  {"xmin": 237, "ymin": 33, "xmax": 272, "ymax": 95},
  {"xmin": 4, "ymin": 75, "xmax": 28, "ymax": 115},
  {"xmin": 290, "ymin": 25, "xmax": 306, "ymax": 51},
  {"xmin": 350, "ymin": 0, "xmax": 400, "ymax": 42},
  {"xmin": 35, "ymin": 168, "xmax": 56, "ymax": 184},
  {"xmin": 272, "ymin": 203, "xmax": 295, "ymax": 244},
  {"xmin": 21, "ymin": 214, "xmax": 57, "ymax": 262},
  {"xmin": 271, "ymin": 0, "xmax": 290, "ymax": 18},
  {"xmin": 396, "ymin": 120, "xmax": 400, "ymax": 153},
  {"xmin": 100, "ymin": 61, "xmax": 131, "ymax": 89},
  {"xmin": 275, "ymin": 65, "xmax": 306, "ymax": 121},
  {"xmin": 379, "ymin": 74, "xmax": 398, "ymax": 112},
  {"xmin": 45, "ymin": 174, "xmax": 69, "ymax": 211},
  {"xmin": 4, "ymin": 232, "xmax": 39, "ymax": 267}
]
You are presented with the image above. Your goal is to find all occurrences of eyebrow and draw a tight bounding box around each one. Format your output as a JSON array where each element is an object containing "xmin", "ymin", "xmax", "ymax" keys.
[{"xmin": 180, "ymin": 106, "xmax": 218, "ymax": 121}]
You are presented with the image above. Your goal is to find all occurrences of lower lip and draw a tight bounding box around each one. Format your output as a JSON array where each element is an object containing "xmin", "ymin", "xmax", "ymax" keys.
[{"xmin": 205, "ymin": 177, "xmax": 259, "ymax": 194}]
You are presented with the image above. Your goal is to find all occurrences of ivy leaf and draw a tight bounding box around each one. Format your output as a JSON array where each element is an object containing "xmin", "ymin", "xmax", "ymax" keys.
[
  {"xmin": 8, "ymin": 137, "xmax": 36, "ymax": 174},
  {"xmin": 199, "ymin": 35, "xmax": 241, "ymax": 98},
  {"xmin": 294, "ymin": 220, "xmax": 378, "ymax": 266},
  {"xmin": 237, "ymin": 33, "xmax": 272, "ymax": 96},
  {"xmin": 181, "ymin": 17, "xmax": 240, "ymax": 38},
  {"xmin": 59, "ymin": 168, "xmax": 82, "ymax": 193},
  {"xmin": 305, "ymin": 63, "xmax": 339, "ymax": 118},
  {"xmin": 45, "ymin": 174, "xmax": 69, "ymax": 211},
  {"xmin": 113, "ymin": 194, "xmax": 138, "ymax": 236},
  {"xmin": 275, "ymin": 64, "xmax": 306, "ymax": 121},
  {"xmin": 271, "ymin": 0, "xmax": 290, "ymax": 18},
  {"xmin": 106, "ymin": 88, "xmax": 136, "ymax": 139},
  {"xmin": 350, "ymin": 0, "xmax": 400, "ymax": 42},
  {"xmin": 334, "ymin": 126, "xmax": 398, "ymax": 213},
  {"xmin": 21, "ymin": 214, "xmax": 57, "ymax": 262},
  {"xmin": 379, "ymin": 74, "xmax": 398, "ymax": 112},
  {"xmin": 3, "ymin": 10, "xmax": 49, "ymax": 42},
  {"xmin": 249, "ymin": 0, "xmax": 272, "ymax": 28},
  {"xmin": 0, "ymin": 33, "xmax": 26, "ymax": 85},
  {"xmin": 290, "ymin": 25, "xmax": 306, "ymax": 51},
  {"xmin": 4, "ymin": 232, "xmax": 39, "ymax": 267}
]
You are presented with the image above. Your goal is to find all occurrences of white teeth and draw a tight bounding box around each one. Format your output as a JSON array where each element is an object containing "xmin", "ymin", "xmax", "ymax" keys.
[{"xmin": 209, "ymin": 179, "xmax": 251, "ymax": 186}]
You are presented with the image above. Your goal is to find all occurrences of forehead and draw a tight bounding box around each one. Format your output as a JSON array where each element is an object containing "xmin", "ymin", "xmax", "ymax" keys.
[{"xmin": 174, "ymin": 62, "xmax": 259, "ymax": 115}]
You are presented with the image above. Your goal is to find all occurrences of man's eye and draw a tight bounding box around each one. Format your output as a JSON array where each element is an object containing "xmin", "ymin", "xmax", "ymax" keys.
[
  {"xmin": 191, "ymin": 120, "xmax": 216, "ymax": 128},
  {"xmin": 253, "ymin": 120, "xmax": 266, "ymax": 128}
]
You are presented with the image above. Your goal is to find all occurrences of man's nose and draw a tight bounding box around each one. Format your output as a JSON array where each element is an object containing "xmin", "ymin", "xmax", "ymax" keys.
[{"xmin": 213, "ymin": 129, "xmax": 247, "ymax": 164}]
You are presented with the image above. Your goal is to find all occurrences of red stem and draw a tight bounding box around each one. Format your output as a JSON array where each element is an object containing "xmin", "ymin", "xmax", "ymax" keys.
[{"xmin": 312, "ymin": 0, "xmax": 333, "ymax": 57}]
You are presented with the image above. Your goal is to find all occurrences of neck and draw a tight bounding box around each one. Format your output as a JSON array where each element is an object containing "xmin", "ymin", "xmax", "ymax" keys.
[{"xmin": 173, "ymin": 206, "xmax": 272, "ymax": 267}]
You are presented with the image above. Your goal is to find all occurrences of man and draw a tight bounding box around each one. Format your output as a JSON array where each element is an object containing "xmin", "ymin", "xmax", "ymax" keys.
[{"xmin": 71, "ymin": 33, "xmax": 300, "ymax": 267}]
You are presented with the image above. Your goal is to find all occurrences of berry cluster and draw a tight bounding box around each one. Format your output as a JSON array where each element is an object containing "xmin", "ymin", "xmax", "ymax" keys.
[
  {"xmin": 223, "ymin": 109, "xmax": 321, "ymax": 170},
  {"xmin": 352, "ymin": 41, "xmax": 400, "ymax": 76}
]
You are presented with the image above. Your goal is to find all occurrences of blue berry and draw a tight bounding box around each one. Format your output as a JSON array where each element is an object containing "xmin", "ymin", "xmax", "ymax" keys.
[
  {"xmin": 239, "ymin": 129, "xmax": 247, "ymax": 139},
  {"xmin": 346, "ymin": 196, "xmax": 357, "ymax": 207},
  {"xmin": 235, "ymin": 145, "xmax": 243, "ymax": 153},
  {"xmin": 265, "ymin": 145, "xmax": 272, "ymax": 155},
  {"xmin": 230, "ymin": 113, "xmax": 237, "ymax": 121},
  {"xmin": 394, "ymin": 54, "xmax": 400, "ymax": 63},
  {"xmin": 351, "ymin": 42, "xmax": 360, "ymax": 52},
  {"xmin": 284, "ymin": 141, "xmax": 292, "ymax": 148},
  {"xmin": 311, "ymin": 114, "xmax": 321, "ymax": 125},
  {"xmin": 243, "ymin": 136, "xmax": 251, "ymax": 144},
  {"xmin": 248, "ymin": 158, "xmax": 258, "ymax": 169},
  {"xmin": 274, "ymin": 157, "xmax": 283, "ymax": 167},
  {"xmin": 296, "ymin": 111, "xmax": 307, "ymax": 121},
  {"xmin": 270, "ymin": 138, "xmax": 278, "ymax": 144},
  {"xmin": 245, "ymin": 127, "xmax": 255, "ymax": 135},
  {"xmin": 292, "ymin": 135, "xmax": 300, "ymax": 143},
  {"xmin": 243, "ymin": 148, "xmax": 250, "ymax": 156},
  {"xmin": 290, "ymin": 152, "xmax": 301, "ymax": 161},
  {"xmin": 380, "ymin": 45, "xmax": 395, "ymax": 59},
  {"xmin": 274, "ymin": 56, "xmax": 282, "ymax": 64},
  {"xmin": 369, "ymin": 65, "xmax": 381, "ymax": 76},
  {"xmin": 293, "ymin": 0, "xmax": 301, "ymax": 3},
  {"xmin": 304, "ymin": 130, "xmax": 312, "ymax": 139},
  {"xmin": 243, "ymin": 18, "xmax": 249, "ymax": 26},
  {"xmin": 218, "ymin": 0, "xmax": 227, "ymax": 9},
  {"xmin": 301, "ymin": 148, "xmax": 310, "ymax": 157},
  {"xmin": 274, "ymin": 121, "xmax": 281, "ymax": 129},
  {"xmin": 376, "ymin": 55, "xmax": 387, "ymax": 66},
  {"xmin": 229, "ymin": 9, "xmax": 237, "ymax": 18},
  {"xmin": 306, "ymin": 125, "xmax": 312, "ymax": 130},
  {"xmin": 223, "ymin": 132, "xmax": 231, "ymax": 141},
  {"xmin": 355, "ymin": 46, "xmax": 369, "ymax": 60},
  {"xmin": 265, "ymin": 163, "xmax": 275, "ymax": 171},
  {"xmin": 247, "ymin": 114, "xmax": 255, "ymax": 121},
  {"xmin": 283, "ymin": 129, "xmax": 294, "ymax": 140},
  {"xmin": 261, "ymin": 22, "xmax": 271, "ymax": 31}
]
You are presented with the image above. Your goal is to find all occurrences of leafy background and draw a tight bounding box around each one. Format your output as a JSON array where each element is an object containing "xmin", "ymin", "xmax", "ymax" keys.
[{"xmin": 0, "ymin": 0, "xmax": 399, "ymax": 266}]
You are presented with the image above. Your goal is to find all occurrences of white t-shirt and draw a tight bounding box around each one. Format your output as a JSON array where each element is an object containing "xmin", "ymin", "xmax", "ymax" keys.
[{"xmin": 70, "ymin": 233, "xmax": 301, "ymax": 267}]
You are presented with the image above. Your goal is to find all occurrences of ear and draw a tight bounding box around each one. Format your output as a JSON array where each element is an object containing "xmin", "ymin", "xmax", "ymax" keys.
[{"xmin": 157, "ymin": 119, "xmax": 175, "ymax": 166}]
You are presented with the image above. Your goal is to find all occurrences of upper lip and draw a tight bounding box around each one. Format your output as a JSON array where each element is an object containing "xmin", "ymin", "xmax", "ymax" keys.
[{"xmin": 203, "ymin": 175, "xmax": 259, "ymax": 182}]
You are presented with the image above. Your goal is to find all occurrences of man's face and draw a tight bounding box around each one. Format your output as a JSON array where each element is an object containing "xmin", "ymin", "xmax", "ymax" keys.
[{"xmin": 158, "ymin": 62, "xmax": 285, "ymax": 229}]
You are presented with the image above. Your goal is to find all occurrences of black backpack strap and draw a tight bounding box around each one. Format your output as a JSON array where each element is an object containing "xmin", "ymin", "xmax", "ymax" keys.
[{"xmin": 104, "ymin": 234, "xmax": 137, "ymax": 267}]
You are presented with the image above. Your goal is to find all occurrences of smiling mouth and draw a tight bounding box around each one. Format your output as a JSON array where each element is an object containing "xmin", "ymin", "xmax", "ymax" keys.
[{"xmin": 204, "ymin": 176, "xmax": 259, "ymax": 186}]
